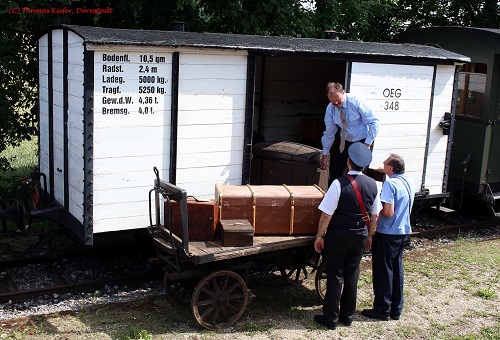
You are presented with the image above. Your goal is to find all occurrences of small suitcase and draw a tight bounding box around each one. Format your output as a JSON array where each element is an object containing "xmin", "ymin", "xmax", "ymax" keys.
[
  {"xmin": 167, "ymin": 198, "xmax": 218, "ymax": 241},
  {"xmin": 220, "ymin": 219, "xmax": 254, "ymax": 247}
]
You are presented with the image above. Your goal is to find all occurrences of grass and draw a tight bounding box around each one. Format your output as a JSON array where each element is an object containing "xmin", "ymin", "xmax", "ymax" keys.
[
  {"xmin": 116, "ymin": 327, "xmax": 153, "ymax": 340},
  {"xmin": 0, "ymin": 136, "xmax": 38, "ymax": 199},
  {"xmin": 0, "ymin": 136, "xmax": 61, "ymax": 239},
  {"xmin": 1, "ymin": 236, "xmax": 499, "ymax": 339}
]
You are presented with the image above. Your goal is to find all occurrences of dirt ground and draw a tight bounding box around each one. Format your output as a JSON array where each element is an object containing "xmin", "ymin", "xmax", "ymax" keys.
[{"xmin": 1, "ymin": 237, "xmax": 499, "ymax": 339}]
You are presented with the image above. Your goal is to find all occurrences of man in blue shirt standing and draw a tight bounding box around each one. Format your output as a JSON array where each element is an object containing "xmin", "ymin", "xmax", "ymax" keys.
[
  {"xmin": 362, "ymin": 153, "xmax": 415, "ymax": 321},
  {"xmin": 320, "ymin": 82, "xmax": 379, "ymax": 184}
]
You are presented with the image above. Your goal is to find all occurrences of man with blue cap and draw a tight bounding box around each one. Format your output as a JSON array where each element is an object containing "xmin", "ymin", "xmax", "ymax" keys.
[{"xmin": 313, "ymin": 142, "xmax": 381, "ymax": 330}]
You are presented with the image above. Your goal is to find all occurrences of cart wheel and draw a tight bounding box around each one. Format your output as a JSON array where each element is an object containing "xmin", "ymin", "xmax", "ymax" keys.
[
  {"xmin": 280, "ymin": 246, "xmax": 320, "ymax": 285},
  {"xmin": 164, "ymin": 272, "xmax": 191, "ymax": 305},
  {"xmin": 315, "ymin": 258, "xmax": 327, "ymax": 300},
  {"xmin": 191, "ymin": 270, "xmax": 249, "ymax": 330}
]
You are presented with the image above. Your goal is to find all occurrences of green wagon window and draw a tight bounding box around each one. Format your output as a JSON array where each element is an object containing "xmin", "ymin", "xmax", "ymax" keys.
[{"xmin": 456, "ymin": 63, "xmax": 487, "ymax": 118}]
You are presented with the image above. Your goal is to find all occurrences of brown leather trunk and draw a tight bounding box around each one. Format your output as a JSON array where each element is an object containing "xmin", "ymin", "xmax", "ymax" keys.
[
  {"xmin": 215, "ymin": 184, "xmax": 324, "ymax": 235},
  {"xmin": 167, "ymin": 198, "xmax": 218, "ymax": 241},
  {"xmin": 251, "ymin": 141, "xmax": 321, "ymax": 186},
  {"xmin": 220, "ymin": 219, "xmax": 254, "ymax": 247},
  {"xmin": 284, "ymin": 185, "xmax": 325, "ymax": 235}
]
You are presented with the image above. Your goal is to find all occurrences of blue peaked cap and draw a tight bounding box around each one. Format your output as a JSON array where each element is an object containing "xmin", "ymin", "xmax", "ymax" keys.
[{"xmin": 348, "ymin": 142, "xmax": 372, "ymax": 167}]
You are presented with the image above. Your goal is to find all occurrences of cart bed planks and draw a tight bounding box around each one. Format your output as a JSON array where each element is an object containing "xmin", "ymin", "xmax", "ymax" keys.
[{"xmin": 156, "ymin": 225, "xmax": 314, "ymax": 265}]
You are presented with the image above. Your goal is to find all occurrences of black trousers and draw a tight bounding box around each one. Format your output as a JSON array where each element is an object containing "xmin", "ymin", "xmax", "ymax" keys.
[
  {"xmin": 371, "ymin": 233, "xmax": 410, "ymax": 316},
  {"xmin": 322, "ymin": 233, "xmax": 367, "ymax": 323},
  {"xmin": 328, "ymin": 138, "xmax": 369, "ymax": 186}
]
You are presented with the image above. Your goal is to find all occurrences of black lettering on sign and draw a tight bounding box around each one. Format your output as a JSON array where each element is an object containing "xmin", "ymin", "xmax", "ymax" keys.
[{"xmin": 383, "ymin": 88, "xmax": 401, "ymax": 98}]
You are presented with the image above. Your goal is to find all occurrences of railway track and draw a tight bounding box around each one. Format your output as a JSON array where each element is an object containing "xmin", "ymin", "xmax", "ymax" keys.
[
  {"xmin": 1, "ymin": 209, "xmax": 498, "ymax": 306},
  {"xmin": 411, "ymin": 219, "xmax": 500, "ymax": 238},
  {"xmin": 0, "ymin": 268, "xmax": 163, "ymax": 303},
  {"xmin": 0, "ymin": 236, "xmax": 163, "ymax": 305}
]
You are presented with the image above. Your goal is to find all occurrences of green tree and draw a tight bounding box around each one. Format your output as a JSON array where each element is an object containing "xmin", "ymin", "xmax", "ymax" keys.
[
  {"xmin": 395, "ymin": 0, "xmax": 499, "ymax": 30},
  {"xmin": 1, "ymin": 0, "xmax": 499, "ymax": 171},
  {"xmin": 314, "ymin": 0, "xmax": 399, "ymax": 41}
]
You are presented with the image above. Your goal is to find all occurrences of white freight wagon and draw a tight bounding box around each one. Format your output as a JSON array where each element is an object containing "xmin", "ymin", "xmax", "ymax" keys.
[{"xmin": 36, "ymin": 25, "xmax": 468, "ymax": 244}]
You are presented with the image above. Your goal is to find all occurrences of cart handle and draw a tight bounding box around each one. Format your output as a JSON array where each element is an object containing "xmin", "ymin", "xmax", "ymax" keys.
[{"xmin": 151, "ymin": 167, "xmax": 190, "ymax": 256}]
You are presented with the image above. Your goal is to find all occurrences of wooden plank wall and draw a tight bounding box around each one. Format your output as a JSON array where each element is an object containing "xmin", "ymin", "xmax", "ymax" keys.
[
  {"xmin": 92, "ymin": 50, "xmax": 173, "ymax": 233},
  {"xmin": 51, "ymin": 30, "xmax": 65, "ymax": 205},
  {"xmin": 425, "ymin": 65, "xmax": 455, "ymax": 195},
  {"xmin": 67, "ymin": 32, "xmax": 85, "ymax": 223},
  {"xmin": 176, "ymin": 51, "xmax": 248, "ymax": 200},
  {"xmin": 38, "ymin": 35, "xmax": 50, "ymax": 194},
  {"xmin": 350, "ymin": 62, "xmax": 437, "ymax": 193}
]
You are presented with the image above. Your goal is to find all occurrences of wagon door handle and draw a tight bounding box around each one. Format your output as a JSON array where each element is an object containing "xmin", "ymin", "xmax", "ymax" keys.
[{"xmin": 439, "ymin": 112, "xmax": 451, "ymax": 135}]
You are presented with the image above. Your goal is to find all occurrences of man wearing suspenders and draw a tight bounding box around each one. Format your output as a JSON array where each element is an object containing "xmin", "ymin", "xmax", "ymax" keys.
[{"xmin": 363, "ymin": 153, "xmax": 415, "ymax": 321}]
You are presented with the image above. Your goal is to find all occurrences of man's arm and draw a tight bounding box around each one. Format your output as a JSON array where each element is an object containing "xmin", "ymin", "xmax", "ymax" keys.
[
  {"xmin": 365, "ymin": 213, "xmax": 378, "ymax": 251},
  {"xmin": 321, "ymin": 105, "xmax": 338, "ymax": 155},
  {"xmin": 314, "ymin": 212, "xmax": 332, "ymax": 253},
  {"xmin": 380, "ymin": 202, "xmax": 394, "ymax": 218},
  {"xmin": 358, "ymin": 100, "xmax": 379, "ymax": 145}
]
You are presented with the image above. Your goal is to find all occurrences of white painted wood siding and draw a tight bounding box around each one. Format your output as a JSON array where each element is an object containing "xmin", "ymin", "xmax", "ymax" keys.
[
  {"xmin": 176, "ymin": 52, "xmax": 248, "ymax": 200},
  {"xmin": 92, "ymin": 51, "xmax": 172, "ymax": 233},
  {"xmin": 425, "ymin": 65, "xmax": 456, "ymax": 195},
  {"xmin": 67, "ymin": 32, "xmax": 85, "ymax": 223},
  {"xmin": 51, "ymin": 30, "xmax": 65, "ymax": 205},
  {"xmin": 349, "ymin": 62, "xmax": 436, "ymax": 194},
  {"xmin": 38, "ymin": 35, "xmax": 50, "ymax": 191}
]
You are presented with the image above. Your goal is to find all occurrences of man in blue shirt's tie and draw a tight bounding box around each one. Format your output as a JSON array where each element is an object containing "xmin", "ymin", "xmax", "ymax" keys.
[{"xmin": 321, "ymin": 82, "xmax": 380, "ymax": 184}]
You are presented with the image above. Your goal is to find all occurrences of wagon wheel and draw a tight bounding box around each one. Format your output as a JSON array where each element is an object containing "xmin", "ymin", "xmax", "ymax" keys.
[
  {"xmin": 280, "ymin": 246, "xmax": 320, "ymax": 285},
  {"xmin": 191, "ymin": 270, "xmax": 249, "ymax": 330},
  {"xmin": 164, "ymin": 272, "xmax": 192, "ymax": 305},
  {"xmin": 315, "ymin": 258, "xmax": 327, "ymax": 300}
]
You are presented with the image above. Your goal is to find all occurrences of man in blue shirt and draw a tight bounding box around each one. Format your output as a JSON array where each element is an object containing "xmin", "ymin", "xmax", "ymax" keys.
[
  {"xmin": 362, "ymin": 153, "xmax": 415, "ymax": 321},
  {"xmin": 320, "ymin": 82, "xmax": 379, "ymax": 184}
]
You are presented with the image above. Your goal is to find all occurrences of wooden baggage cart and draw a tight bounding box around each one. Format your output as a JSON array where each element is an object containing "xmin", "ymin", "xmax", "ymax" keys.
[{"xmin": 148, "ymin": 168, "xmax": 321, "ymax": 330}]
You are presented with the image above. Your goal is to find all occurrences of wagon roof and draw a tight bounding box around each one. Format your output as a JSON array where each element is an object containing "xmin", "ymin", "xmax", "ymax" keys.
[
  {"xmin": 38, "ymin": 24, "xmax": 469, "ymax": 63},
  {"xmin": 395, "ymin": 26, "xmax": 500, "ymax": 42}
]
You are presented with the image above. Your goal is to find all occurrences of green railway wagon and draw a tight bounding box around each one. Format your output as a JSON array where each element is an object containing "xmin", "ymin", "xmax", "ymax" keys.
[{"xmin": 395, "ymin": 27, "xmax": 500, "ymax": 217}]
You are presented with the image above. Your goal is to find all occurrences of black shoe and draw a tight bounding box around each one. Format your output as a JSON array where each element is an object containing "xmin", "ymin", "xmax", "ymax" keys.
[
  {"xmin": 361, "ymin": 309, "xmax": 390, "ymax": 321},
  {"xmin": 339, "ymin": 317, "xmax": 352, "ymax": 326},
  {"xmin": 314, "ymin": 314, "xmax": 337, "ymax": 330},
  {"xmin": 390, "ymin": 313, "xmax": 400, "ymax": 320}
]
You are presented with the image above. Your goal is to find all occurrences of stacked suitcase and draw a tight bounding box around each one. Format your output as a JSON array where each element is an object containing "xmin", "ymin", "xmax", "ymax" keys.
[{"xmin": 216, "ymin": 184, "xmax": 324, "ymax": 236}]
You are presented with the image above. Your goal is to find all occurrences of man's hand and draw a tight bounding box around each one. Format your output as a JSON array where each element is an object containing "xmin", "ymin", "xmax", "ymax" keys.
[
  {"xmin": 314, "ymin": 238, "xmax": 324, "ymax": 253},
  {"xmin": 321, "ymin": 155, "xmax": 329, "ymax": 170},
  {"xmin": 364, "ymin": 235, "xmax": 373, "ymax": 252},
  {"xmin": 364, "ymin": 143, "xmax": 371, "ymax": 148}
]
